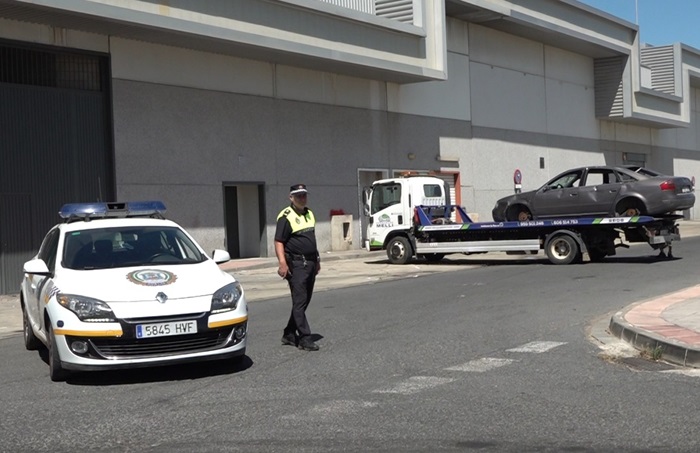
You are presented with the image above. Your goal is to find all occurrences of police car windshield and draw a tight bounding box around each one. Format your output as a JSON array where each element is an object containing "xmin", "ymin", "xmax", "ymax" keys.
[{"xmin": 63, "ymin": 226, "xmax": 206, "ymax": 270}]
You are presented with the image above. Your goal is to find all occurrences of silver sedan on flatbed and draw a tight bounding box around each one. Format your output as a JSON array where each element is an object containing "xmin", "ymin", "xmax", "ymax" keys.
[{"xmin": 492, "ymin": 165, "xmax": 695, "ymax": 222}]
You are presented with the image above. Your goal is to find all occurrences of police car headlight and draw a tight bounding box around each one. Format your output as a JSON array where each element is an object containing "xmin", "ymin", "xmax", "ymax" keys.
[
  {"xmin": 57, "ymin": 294, "xmax": 116, "ymax": 322},
  {"xmin": 211, "ymin": 282, "xmax": 242, "ymax": 313}
]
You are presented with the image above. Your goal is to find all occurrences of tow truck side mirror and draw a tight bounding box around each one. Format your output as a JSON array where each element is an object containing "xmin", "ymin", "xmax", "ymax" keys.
[{"xmin": 362, "ymin": 187, "xmax": 371, "ymax": 216}]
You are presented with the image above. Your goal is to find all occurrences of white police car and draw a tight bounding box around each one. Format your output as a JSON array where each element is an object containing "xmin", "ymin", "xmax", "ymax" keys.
[{"xmin": 20, "ymin": 201, "xmax": 247, "ymax": 381}]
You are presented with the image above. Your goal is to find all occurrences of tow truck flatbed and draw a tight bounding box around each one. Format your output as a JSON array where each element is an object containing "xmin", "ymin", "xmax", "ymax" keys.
[{"xmin": 384, "ymin": 204, "xmax": 681, "ymax": 265}]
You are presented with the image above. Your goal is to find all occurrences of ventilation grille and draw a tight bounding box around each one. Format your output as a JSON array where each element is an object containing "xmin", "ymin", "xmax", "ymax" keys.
[
  {"xmin": 594, "ymin": 56, "xmax": 625, "ymax": 118},
  {"xmin": 640, "ymin": 46, "xmax": 676, "ymax": 95},
  {"xmin": 0, "ymin": 44, "xmax": 103, "ymax": 91},
  {"xmin": 317, "ymin": 0, "xmax": 414, "ymax": 24},
  {"xmin": 321, "ymin": 0, "xmax": 374, "ymax": 14},
  {"xmin": 375, "ymin": 0, "xmax": 414, "ymax": 23}
]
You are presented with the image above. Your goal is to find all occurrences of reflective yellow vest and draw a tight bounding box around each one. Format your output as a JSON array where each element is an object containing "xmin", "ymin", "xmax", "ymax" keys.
[{"xmin": 277, "ymin": 207, "xmax": 316, "ymax": 234}]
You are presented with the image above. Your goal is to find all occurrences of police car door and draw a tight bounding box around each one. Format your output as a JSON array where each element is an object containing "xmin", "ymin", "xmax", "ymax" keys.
[{"xmin": 26, "ymin": 228, "xmax": 60, "ymax": 334}]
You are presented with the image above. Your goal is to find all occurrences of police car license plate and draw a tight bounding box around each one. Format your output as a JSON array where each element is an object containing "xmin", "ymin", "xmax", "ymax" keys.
[{"xmin": 136, "ymin": 320, "xmax": 197, "ymax": 338}]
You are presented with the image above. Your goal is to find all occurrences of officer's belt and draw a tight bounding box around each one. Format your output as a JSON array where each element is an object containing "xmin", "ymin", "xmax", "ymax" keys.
[{"xmin": 287, "ymin": 253, "xmax": 318, "ymax": 261}]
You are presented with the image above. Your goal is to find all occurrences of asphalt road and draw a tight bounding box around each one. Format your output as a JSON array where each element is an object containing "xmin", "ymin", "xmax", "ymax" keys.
[{"xmin": 3, "ymin": 238, "xmax": 700, "ymax": 452}]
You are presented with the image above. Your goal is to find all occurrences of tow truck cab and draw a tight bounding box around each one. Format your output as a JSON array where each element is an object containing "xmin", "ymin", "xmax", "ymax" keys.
[{"xmin": 363, "ymin": 176, "xmax": 449, "ymax": 251}]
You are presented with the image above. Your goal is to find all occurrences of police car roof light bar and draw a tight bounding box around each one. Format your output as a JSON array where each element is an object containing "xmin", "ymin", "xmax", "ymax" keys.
[{"xmin": 59, "ymin": 201, "xmax": 166, "ymax": 222}]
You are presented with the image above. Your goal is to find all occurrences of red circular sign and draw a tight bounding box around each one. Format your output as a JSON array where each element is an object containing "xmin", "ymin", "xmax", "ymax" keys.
[{"xmin": 513, "ymin": 169, "xmax": 522, "ymax": 185}]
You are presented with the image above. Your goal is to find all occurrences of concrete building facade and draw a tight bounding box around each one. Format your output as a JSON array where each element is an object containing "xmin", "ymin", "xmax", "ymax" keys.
[{"xmin": 1, "ymin": 0, "xmax": 700, "ymax": 293}]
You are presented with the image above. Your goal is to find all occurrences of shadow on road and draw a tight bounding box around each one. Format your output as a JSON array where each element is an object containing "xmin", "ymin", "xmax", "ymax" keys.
[
  {"xmin": 36, "ymin": 349, "xmax": 254, "ymax": 386},
  {"xmin": 361, "ymin": 253, "xmax": 681, "ymax": 267}
]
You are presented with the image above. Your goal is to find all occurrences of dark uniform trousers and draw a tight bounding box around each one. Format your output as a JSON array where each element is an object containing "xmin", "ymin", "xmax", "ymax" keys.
[{"xmin": 285, "ymin": 258, "xmax": 318, "ymax": 338}]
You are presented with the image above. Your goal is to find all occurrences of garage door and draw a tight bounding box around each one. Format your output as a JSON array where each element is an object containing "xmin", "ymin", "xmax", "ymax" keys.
[{"xmin": 0, "ymin": 42, "xmax": 113, "ymax": 294}]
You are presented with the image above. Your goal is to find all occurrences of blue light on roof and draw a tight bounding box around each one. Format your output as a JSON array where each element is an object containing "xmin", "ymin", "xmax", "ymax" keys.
[{"xmin": 59, "ymin": 201, "xmax": 166, "ymax": 220}]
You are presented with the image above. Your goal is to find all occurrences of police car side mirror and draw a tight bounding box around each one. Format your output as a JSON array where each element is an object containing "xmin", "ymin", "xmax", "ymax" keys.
[
  {"xmin": 211, "ymin": 249, "xmax": 231, "ymax": 264},
  {"xmin": 23, "ymin": 258, "xmax": 51, "ymax": 276}
]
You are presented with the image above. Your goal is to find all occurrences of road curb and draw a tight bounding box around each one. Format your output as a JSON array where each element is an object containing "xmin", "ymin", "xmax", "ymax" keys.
[
  {"xmin": 608, "ymin": 308, "xmax": 700, "ymax": 368},
  {"xmin": 222, "ymin": 251, "xmax": 385, "ymax": 273}
]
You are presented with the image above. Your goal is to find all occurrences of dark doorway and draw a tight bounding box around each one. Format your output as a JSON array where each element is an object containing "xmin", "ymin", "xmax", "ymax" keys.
[
  {"xmin": 223, "ymin": 183, "xmax": 266, "ymax": 259},
  {"xmin": 223, "ymin": 186, "xmax": 240, "ymax": 258}
]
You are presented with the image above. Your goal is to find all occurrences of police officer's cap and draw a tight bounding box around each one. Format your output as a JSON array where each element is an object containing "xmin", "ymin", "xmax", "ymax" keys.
[{"xmin": 290, "ymin": 184, "xmax": 308, "ymax": 195}]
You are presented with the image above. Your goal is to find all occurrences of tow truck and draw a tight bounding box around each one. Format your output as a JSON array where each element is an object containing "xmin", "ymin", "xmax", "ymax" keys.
[{"xmin": 363, "ymin": 176, "xmax": 681, "ymax": 265}]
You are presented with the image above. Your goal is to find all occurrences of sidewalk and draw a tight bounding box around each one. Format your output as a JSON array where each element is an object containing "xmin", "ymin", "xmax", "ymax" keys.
[
  {"xmin": 608, "ymin": 286, "xmax": 700, "ymax": 368},
  {"xmin": 3, "ymin": 221, "xmax": 700, "ymax": 369},
  {"xmin": 606, "ymin": 220, "xmax": 700, "ymax": 367}
]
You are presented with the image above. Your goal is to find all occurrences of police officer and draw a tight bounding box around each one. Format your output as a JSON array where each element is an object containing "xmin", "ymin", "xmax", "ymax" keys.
[{"xmin": 275, "ymin": 183, "xmax": 321, "ymax": 351}]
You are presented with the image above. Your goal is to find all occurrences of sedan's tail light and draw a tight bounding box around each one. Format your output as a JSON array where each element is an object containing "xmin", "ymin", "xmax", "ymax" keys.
[{"xmin": 660, "ymin": 181, "xmax": 676, "ymax": 191}]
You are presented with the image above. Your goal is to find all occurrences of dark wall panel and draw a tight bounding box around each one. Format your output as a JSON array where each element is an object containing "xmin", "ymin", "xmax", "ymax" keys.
[{"xmin": 0, "ymin": 43, "xmax": 112, "ymax": 294}]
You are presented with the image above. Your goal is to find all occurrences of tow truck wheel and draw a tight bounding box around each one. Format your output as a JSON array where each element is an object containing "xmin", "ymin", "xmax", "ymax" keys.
[
  {"xmin": 387, "ymin": 236, "xmax": 412, "ymax": 264},
  {"xmin": 545, "ymin": 234, "xmax": 580, "ymax": 265}
]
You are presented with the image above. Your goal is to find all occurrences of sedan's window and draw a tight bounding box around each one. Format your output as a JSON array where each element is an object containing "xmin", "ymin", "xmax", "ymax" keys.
[
  {"xmin": 624, "ymin": 165, "xmax": 664, "ymax": 177},
  {"xmin": 63, "ymin": 226, "xmax": 206, "ymax": 270},
  {"xmin": 616, "ymin": 169, "xmax": 642, "ymax": 182},
  {"xmin": 583, "ymin": 170, "xmax": 619, "ymax": 186},
  {"xmin": 548, "ymin": 172, "xmax": 581, "ymax": 189}
]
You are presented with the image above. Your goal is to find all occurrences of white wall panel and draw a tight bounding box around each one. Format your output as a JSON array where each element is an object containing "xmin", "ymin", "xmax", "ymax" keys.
[
  {"xmin": 276, "ymin": 65, "xmax": 387, "ymax": 110},
  {"xmin": 544, "ymin": 46, "xmax": 594, "ymax": 86},
  {"xmin": 674, "ymin": 119, "xmax": 697, "ymax": 150},
  {"xmin": 612, "ymin": 123, "xmax": 652, "ymax": 145},
  {"xmin": 469, "ymin": 24, "xmax": 544, "ymax": 76},
  {"xmin": 110, "ymin": 38, "xmax": 273, "ymax": 96},
  {"xmin": 545, "ymin": 79, "xmax": 598, "ymax": 138},
  {"xmin": 654, "ymin": 128, "xmax": 679, "ymax": 149},
  {"xmin": 446, "ymin": 17, "xmax": 468, "ymax": 55},
  {"xmin": 470, "ymin": 62, "xmax": 546, "ymax": 133},
  {"xmin": 387, "ymin": 51, "xmax": 470, "ymax": 120},
  {"xmin": 696, "ymin": 87, "xmax": 700, "ymax": 151}
]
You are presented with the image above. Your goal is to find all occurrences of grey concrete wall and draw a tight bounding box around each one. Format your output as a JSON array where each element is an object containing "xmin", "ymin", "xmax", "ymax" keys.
[
  {"xmin": 4, "ymin": 5, "xmax": 700, "ymax": 247},
  {"xmin": 112, "ymin": 79, "xmax": 469, "ymax": 255}
]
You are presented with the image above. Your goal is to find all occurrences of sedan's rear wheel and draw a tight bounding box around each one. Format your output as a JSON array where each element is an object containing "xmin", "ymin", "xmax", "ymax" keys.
[{"xmin": 615, "ymin": 199, "xmax": 645, "ymax": 217}]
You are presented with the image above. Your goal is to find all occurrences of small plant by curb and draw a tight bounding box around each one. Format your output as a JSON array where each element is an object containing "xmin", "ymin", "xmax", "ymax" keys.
[{"xmin": 640, "ymin": 345, "xmax": 664, "ymax": 361}]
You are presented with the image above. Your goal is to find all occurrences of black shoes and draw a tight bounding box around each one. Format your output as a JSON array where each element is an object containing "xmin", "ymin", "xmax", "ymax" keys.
[
  {"xmin": 281, "ymin": 332, "xmax": 297, "ymax": 346},
  {"xmin": 298, "ymin": 337, "xmax": 319, "ymax": 351},
  {"xmin": 282, "ymin": 332, "xmax": 319, "ymax": 351}
]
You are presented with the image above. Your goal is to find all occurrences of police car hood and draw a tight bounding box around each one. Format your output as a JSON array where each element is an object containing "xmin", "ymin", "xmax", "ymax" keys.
[{"xmin": 58, "ymin": 260, "xmax": 235, "ymax": 304}]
